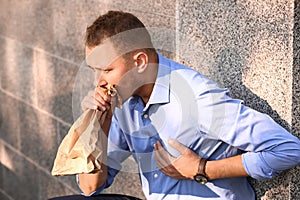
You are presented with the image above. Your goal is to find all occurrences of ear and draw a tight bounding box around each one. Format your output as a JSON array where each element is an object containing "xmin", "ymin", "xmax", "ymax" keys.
[{"xmin": 133, "ymin": 52, "xmax": 148, "ymax": 73}]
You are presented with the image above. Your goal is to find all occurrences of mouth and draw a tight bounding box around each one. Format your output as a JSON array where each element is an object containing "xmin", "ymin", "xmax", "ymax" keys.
[
  {"xmin": 98, "ymin": 84, "xmax": 123, "ymax": 109},
  {"xmin": 98, "ymin": 84, "xmax": 117, "ymax": 96}
]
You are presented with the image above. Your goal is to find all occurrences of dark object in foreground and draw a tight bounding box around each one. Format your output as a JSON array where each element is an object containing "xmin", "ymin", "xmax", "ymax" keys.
[{"xmin": 48, "ymin": 193, "xmax": 142, "ymax": 200}]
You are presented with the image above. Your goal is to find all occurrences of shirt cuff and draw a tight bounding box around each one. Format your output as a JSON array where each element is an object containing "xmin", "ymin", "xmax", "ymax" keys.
[{"xmin": 242, "ymin": 152, "xmax": 281, "ymax": 180}]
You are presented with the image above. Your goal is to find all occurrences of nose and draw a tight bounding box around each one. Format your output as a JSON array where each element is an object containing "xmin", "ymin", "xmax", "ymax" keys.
[{"xmin": 94, "ymin": 69, "xmax": 104, "ymax": 87}]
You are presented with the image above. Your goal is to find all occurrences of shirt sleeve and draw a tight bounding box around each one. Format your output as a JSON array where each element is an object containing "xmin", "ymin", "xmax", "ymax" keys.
[
  {"xmin": 196, "ymin": 84, "xmax": 300, "ymax": 180},
  {"xmin": 230, "ymin": 104, "xmax": 300, "ymax": 180},
  {"xmin": 77, "ymin": 113, "xmax": 131, "ymax": 196}
]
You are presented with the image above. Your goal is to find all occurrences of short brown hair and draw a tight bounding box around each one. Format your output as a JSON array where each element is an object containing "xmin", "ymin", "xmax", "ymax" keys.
[{"xmin": 85, "ymin": 10, "xmax": 154, "ymax": 54}]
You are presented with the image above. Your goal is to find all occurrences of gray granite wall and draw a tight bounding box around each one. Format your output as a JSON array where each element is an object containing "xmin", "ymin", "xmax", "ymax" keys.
[
  {"xmin": 291, "ymin": 1, "xmax": 300, "ymax": 200},
  {"xmin": 0, "ymin": 1, "xmax": 299, "ymax": 200}
]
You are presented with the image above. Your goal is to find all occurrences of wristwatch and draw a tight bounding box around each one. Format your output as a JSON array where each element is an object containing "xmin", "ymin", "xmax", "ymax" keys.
[{"xmin": 193, "ymin": 158, "xmax": 208, "ymax": 184}]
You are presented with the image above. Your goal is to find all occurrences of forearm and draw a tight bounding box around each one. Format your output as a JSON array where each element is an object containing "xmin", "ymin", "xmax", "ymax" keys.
[
  {"xmin": 77, "ymin": 117, "xmax": 111, "ymax": 195},
  {"xmin": 78, "ymin": 163, "xmax": 108, "ymax": 195},
  {"xmin": 205, "ymin": 155, "xmax": 249, "ymax": 180},
  {"xmin": 78, "ymin": 106, "xmax": 113, "ymax": 195}
]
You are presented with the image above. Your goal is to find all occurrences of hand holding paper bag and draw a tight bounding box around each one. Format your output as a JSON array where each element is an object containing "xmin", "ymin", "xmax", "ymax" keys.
[{"xmin": 51, "ymin": 85, "xmax": 121, "ymax": 176}]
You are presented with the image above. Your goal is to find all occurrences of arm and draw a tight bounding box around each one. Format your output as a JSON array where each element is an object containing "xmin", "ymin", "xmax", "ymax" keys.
[
  {"xmin": 155, "ymin": 129, "xmax": 300, "ymax": 182},
  {"xmin": 228, "ymin": 105, "xmax": 300, "ymax": 180},
  {"xmin": 205, "ymin": 155, "xmax": 248, "ymax": 180},
  {"xmin": 78, "ymin": 165, "xmax": 108, "ymax": 195},
  {"xmin": 78, "ymin": 116, "xmax": 131, "ymax": 196},
  {"xmin": 200, "ymin": 87, "xmax": 300, "ymax": 180},
  {"xmin": 78, "ymin": 82, "xmax": 113, "ymax": 195}
]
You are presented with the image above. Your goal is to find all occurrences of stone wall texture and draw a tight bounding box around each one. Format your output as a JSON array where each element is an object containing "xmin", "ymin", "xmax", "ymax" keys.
[{"xmin": 0, "ymin": 0, "xmax": 299, "ymax": 199}]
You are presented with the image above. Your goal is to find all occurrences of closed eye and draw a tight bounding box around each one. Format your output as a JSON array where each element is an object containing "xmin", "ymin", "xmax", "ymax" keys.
[{"xmin": 103, "ymin": 68, "xmax": 112, "ymax": 73}]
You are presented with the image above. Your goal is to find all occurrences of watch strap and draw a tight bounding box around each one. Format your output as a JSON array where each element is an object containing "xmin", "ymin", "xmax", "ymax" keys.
[{"xmin": 198, "ymin": 158, "xmax": 207, "ymax": 176}]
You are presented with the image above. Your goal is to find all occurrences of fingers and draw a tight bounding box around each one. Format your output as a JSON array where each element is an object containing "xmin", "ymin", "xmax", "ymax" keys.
[
  {"xmin": 167, "ymin": 139, "xmax": 201, "ymax": 179},
  {"xmin": 81, "ymin": 97, "xmax": 100, "ymax": 111},
  {"xmin": 95, "ymin": 87, "xmax": 112, "ymax": 109},
  {"xmin": 154, "ymin": 141, "xmax": 173, "ymax": 169},
  {"xmin": 81, "ymin": 88, "xmax": 112, "ymax": 111},
  {"xmin": 159, "ymin": 166, "xmax": 186, "ymax": 179},
  {"xmin": 168, "ymin": 139, "xmax": 188, "ymax": 155},
  {"xmin": 154, "ymin": 141, "xmax": 187, "ymax": 180}
]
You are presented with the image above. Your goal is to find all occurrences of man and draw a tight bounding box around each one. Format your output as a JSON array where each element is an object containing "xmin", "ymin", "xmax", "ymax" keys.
[{"xmin": 52, "ymin": 10, "xmax": 300, "ymax": 200}]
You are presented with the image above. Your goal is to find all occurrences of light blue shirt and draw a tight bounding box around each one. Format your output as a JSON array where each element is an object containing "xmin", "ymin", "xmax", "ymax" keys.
[{"xmin": 81, "ymin": 53, "xmax": 300, "ymax": 199}]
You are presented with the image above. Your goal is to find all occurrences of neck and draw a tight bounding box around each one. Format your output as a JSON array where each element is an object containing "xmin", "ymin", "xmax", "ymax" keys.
[{"xmin": 134, "ymin": 83, "xmax": 155, "ymax": 104}]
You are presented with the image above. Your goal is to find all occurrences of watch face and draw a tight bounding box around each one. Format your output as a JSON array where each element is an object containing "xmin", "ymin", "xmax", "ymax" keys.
[{"xmin": 194, "ymin": 174, "xmax": 208, "ymax": 184}]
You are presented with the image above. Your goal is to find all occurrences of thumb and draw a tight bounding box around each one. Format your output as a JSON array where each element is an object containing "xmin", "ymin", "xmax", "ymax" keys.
[{"xmin": 168, "ymin": 139, "xmax": 188, "ymax": 155}]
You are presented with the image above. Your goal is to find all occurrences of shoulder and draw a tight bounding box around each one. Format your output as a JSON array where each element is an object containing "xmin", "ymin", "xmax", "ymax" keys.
[{"xmin": 167, "ymin": 58, "xmax": 224, "ymax": 96}]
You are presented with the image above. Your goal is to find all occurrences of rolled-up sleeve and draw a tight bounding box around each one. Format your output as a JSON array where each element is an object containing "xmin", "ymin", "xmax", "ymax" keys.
[
  {"xmin": 196, "ymin": 83, "xmax": 300, "ymax": 180},
  {"xmin": 220, "ymin": 100, "xmax": 300, "ymax": 180}
]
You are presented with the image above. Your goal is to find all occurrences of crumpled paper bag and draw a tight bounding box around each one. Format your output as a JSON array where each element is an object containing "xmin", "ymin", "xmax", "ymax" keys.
[{"xmin": 51, "ymin": 85, "xmax": 121, "ymax": 176}]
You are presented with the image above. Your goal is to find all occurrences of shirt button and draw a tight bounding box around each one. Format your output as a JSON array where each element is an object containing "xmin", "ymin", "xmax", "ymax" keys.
[
  {"xmin": 154, "ymin": 173, "xmax": 158, "ymax": 178},
  {"xmin": 143, "ymin": 114, "xmax": 148, "ymax": 118}
]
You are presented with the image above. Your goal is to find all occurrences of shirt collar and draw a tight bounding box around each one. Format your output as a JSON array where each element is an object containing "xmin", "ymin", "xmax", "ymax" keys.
[{"xmin": 143, "ymin": 52, "xmax": 171, "ymax": 111}]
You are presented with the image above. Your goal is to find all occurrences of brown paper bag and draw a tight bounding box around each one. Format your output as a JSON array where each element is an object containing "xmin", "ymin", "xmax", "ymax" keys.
[{"xmin": 51, "ymin": 85, "xmax": 121, "ymax": 176}]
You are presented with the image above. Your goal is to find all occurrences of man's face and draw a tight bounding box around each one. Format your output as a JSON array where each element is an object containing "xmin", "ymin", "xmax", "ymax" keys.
[{"xmin": 85, "ymin": 46, "xmax": 134, "ymax": 88}]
